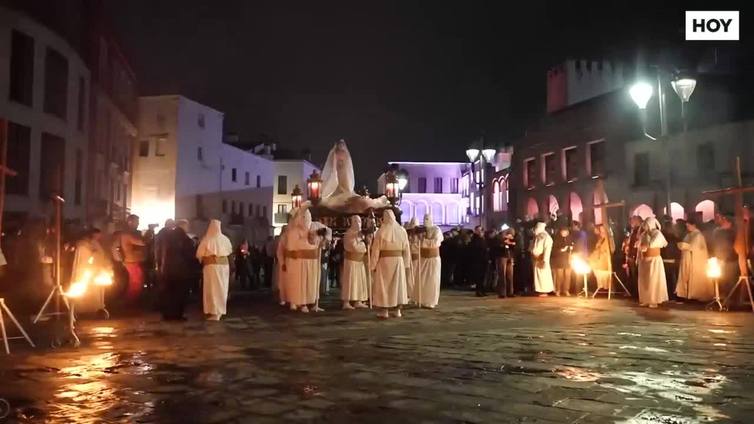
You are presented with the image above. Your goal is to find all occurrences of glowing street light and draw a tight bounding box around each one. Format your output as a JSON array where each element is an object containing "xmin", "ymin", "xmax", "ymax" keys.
[
  {"xmin": 482, "ymin": 148, "xmax": 496, "ymax": 163},
  {"xmin": 629, "ymin": 81, "xmax": 654, "ymax": 110},
  {"xmin": 385, "ymin": 171, "xmax": 401, "ymax": 204},
  {"xmin": 671, "ymin": 77, "xmax": 697, "ymax": 103},
  {"xmin": 465, "ymin": 148, "xmax": 480, "ymax": 162}
]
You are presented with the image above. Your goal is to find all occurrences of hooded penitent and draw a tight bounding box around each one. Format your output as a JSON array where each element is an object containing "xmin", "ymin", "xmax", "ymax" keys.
[
  {"xmin": 198, "ymin": 219, "xmax": 232, "ymax": 318},
  {"xmin": 415, "ymin": 213, "xmax": 444, "ymax": 307},
  {"xmin": 638, "ymin": 216, "xmax": 669, "ymax": 306},
  {"xmin": 341, "ymin": 215, "xmax": 368, "ymax": 302},
  {"xmin": 370, "ymin": 210, "xmax": 411, "ymax": 308},
  {"xmin": 285, "ymin": 208, "xmax": 320, "ymax": 307},
  {"xmin": 530, "ymin": 221, "xmax": 554, "ymax": 294}
]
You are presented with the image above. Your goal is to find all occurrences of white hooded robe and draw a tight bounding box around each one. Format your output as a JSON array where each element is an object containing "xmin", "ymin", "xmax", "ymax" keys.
[
  {"xmin": 197, "ymin": 219, "xmax": 233, "ymax": 316},
  {"xmin": 341, "ymin": 216, "xmax": 369, "ymax": 302},
  {"xmin": 531, "ymin": 222, "xmax": 555, "ymax": 293},
  {"xmin": 285, "ymin": 209, "xmax": 320, "ymax": 306},
  {"xmin": 676, "ymin": 228, "xmax": 713, "ymax": 301},
  {"xmin": 638, "ymin": 217, "xmax": 669, "ymax": 305},
  {"xmin": 416, "ymin": 214, "xmax": 443, "ymax": 307},
  {"xmin": 370, "ymin": 210, "xmax": 410, "ymax": 308}
]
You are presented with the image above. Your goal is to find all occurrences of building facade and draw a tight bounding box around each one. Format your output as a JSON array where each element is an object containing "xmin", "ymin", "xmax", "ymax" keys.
[
  {"xmin": 0, "ymin": 5, "xmax": 91, "ymax": 223},
  {"xmin": 133, "ymin": 95, "xmax": 274, "ymax": 244},
  {"xmin": 272, "ymin": 159, "xmax": 319, "ymax": 234},
  {"xmin": 0, "ymin": 0, "xmax": 138, "ymax": 229},
  {"xmin": 511, "ymin": 59, "xmax": 754, "ymax": 229}
]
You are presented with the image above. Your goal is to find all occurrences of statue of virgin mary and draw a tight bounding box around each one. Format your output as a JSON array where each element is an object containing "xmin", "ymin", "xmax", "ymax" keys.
[{"xmin": 320, "ymin": 140, "xmax": 390, "ymax": 213}]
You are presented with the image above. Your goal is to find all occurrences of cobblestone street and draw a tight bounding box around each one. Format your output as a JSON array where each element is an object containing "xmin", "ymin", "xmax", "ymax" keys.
[{"xmin": 1, "ymin": 291, "xmax": 753, "ymax": 423}]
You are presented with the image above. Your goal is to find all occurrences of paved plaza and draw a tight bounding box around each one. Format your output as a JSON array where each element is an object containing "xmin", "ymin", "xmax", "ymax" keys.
[{"xmin": 1, "ymin": 291, "xmax": 753, "ymax": 423}]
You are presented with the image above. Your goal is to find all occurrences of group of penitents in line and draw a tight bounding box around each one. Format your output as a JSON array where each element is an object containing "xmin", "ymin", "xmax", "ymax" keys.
[{"xmin": 275, "ymin": 208, "xmax": 443, "ymax": 319}]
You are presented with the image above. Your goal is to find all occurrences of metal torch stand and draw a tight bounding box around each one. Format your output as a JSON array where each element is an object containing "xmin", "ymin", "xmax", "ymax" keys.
[
  {"xmin": 0, "ymin": 298, "xmax": 35, "ymax": 354},
  {"xmin": 592, "ymin": 272, "xmax": 632, "ymax": 299},
  {"xmin": 576, "ymin": 273, "xmax": 589, "ymax": 298},
  {"xmin": 706, "ymin": 278, "xmax": 724, "ymax": 312},
  {"xmin": 721, "ymin": 276, "xmax": 754, "ymax": 313}
]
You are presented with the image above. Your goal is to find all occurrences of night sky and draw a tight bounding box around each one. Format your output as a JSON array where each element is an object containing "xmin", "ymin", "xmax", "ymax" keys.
[{"xmin": 105, "ymin": 1, "xmax": 743, "ymax": 188}]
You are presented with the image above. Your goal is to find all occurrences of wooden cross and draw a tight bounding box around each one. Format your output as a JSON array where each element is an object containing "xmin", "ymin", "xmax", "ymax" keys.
[
  {"xmin": 703, "ymin": 156, "xmax": 754, "ymax": 276},
  {"xmin": 0, "ymin": 120, "xmax": 19, "ymax": 236},
  {"xmin": 593, "ymin": 179, "xmax": 626, "ymax": 231}
]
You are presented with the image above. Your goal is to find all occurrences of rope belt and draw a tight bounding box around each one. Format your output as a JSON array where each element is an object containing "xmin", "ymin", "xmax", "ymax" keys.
[
  {"xmin": 285, "ymin": 249, "xmax": 319, "ymax": 260},
  {"xmin": 379, "ymin": 249, "xmax": 404, "ymax": 258},
  {"xmin": 643, "ymin": 248, "xmax": 662, "ymax": 258},
  {"xmin": 420, "ymin": 247, "xmax": 440, "ymax": 258},
  {"xmin": 202, "ymin": 255, "xmax": 229, "ymax": 266},
  {"xmin": 345, "ymin": 251, "xmax": 366, "ymax": 262}
]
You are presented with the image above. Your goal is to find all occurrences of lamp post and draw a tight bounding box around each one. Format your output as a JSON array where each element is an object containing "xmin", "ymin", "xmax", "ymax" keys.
[
  {"xmin": 466, "ymin": 143, "xmax": 496, "ymax": 228},
  {"xmin": 291, "ymin": 184, "xmax": 303, "ymax": 209},
  {"xmin": 629, "ymin": 71, "xmax": 697, "ymax": 218},
  {"xmin": 306, "ymin": 170, "xmax": 322, "ymax": 205}
]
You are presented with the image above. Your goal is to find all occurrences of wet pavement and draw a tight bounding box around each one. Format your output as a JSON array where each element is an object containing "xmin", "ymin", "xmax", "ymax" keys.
[{"xmin": 1, "ymin": 291, "xmax": 754, "ymax": 423}]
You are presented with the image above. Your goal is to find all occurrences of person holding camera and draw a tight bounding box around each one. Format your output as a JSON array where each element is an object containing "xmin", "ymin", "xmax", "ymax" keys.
[{"xmin": 495, "ymin": 228, "xmax": 518, "ymax": 298}]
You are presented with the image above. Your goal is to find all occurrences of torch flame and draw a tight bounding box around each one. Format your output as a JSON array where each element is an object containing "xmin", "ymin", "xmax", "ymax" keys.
[
  {"xmin": 94, "ymin": 270, "xmax": 114, "ymax": 286},
  {"xmin": 707, "ymin": 257, "xmax": 722, "ymax": 279},
  {"xmin": 65, "ymin": 281, "xmax": 88, "ymax": 298},
  {"xmin": 87, "ymin": 256, "xmax": 94, "ymax": 265},
  {"xmin": 570, "ymin": 254, "xmax": 591, "ymax": 275}
]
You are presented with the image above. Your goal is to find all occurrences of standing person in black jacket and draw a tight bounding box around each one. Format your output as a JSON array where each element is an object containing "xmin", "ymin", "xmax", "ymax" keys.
[
  {"xmin": 551, "ymin": 227, "xmax": 574, "ymax": 296},
  {"xmin": 495, "ymin": 229, "xmax": 518, "ymax": 298},
  {"xmin": 470, "ymin": 226, "xmax": 489, "ymax": 296}
]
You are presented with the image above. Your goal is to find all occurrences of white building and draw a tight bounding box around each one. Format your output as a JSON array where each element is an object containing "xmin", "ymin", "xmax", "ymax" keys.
[
  {"xmin": 133, "ymin": 95, "xmax": 274, "ymax": 244},
  {"xmin": 0, "ymin": 6, "xmax": 91, "ymax": 222},
  {"xmin": 385, "ymin": 161, "xmax": 469, "ymax": 228},
  {"xmin": 272, "ymin": 159, "xmax": 319, "ymax": 234}
]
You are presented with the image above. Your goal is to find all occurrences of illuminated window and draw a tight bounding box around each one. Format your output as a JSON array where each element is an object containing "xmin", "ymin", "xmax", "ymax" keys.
[{"xmin": 524, "ymin": 158, "xmax": 536, "ymax": 189}]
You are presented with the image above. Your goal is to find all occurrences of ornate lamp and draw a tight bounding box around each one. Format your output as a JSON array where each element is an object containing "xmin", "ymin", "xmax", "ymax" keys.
[
  {"xmin": 291, "ymin": 185, "xmax": 303, "ymax": 209},
  {"xmin": 671, "ymin": 77, "xmax": 697, "ymax": 103},
  {"xmin": 385, "ymin": 171, "xmax": 400, "ymax": 204},
  {"xmin": 482, "ymin": 148, "xmax": 496, "ymax": 163},
  {"xmin": 306, "ymin": 170, "xmax": 322, "ymax": 204}
]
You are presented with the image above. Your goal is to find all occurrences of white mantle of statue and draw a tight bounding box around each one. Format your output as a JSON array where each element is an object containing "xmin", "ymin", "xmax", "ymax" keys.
[{"xmin": 318, "ymin": 140, "xmax": 390, "ymax": 214}]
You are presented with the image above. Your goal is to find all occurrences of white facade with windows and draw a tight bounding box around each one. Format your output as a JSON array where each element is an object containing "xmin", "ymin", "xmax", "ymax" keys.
[
  {"xmin": 385, "ymin": 161, "xmax": 468, "ymax": 228},
  {"xmin": 272, "ymin": 159, "xmax": 319, "ymax": 234},
  {"xmin": 0, "ymin": 7, "xmax": 91, "ymax": 221},
  {"xmin": 133, "ymin": 95, "xmax": 274, "ymax": 243}
]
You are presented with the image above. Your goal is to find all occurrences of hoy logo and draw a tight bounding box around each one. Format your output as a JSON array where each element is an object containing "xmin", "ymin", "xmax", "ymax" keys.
[{"xmin": 686, "ymin": 11, "xmax": 739, "ymax": 40}]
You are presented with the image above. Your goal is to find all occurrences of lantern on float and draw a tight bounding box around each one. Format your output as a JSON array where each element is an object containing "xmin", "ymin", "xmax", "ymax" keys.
[
  {"xmin": 291, "ymin": 185, "xmax": 303, "ymax": 209},
  {"xmin": 385, "ymin": 171, "xmax": 401, "ymax": 204},
  {"xmin": 307, "ymin": 170, "xmax": 322, "ymax": 204}
]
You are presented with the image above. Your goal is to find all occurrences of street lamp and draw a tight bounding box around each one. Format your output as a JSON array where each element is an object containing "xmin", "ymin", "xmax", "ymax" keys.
[
  {"xmin": 291, "ymin": 185, "xmax": 303, "ymax": 209},
  {"xmin": 629, "ymin": 70, "xmax": 697, "ymax": 218},
  {"xmin": 397, "ymin": 168, "xmax": 408, "ymax": 192},
  {"xmin": 306, "ymin": 170, "xmax": 322, "ymax": 205}
]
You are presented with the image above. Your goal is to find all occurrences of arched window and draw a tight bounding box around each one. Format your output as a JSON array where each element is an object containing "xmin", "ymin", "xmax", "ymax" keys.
[
  {"xmin": 399, "ymin": 201, "xmax": 412, "ymax": 223},
  {"xmin": 695, "ymin": 200, "xmax": 715, "ymax": 223},
  {"xmin": 446, "ymin": 203, "xmax": 460, "ymax": 225},
  {"xmin": 415, "ymin": 201, "xmax": 428, "ymax": 221},
  {"xmin": 632, "ymin": 204, "xmax": 654, "ymax": 220},
  {"xmin": 493, "ymin": 179, "xmax": 502, "ymax": 211},
  {"xmin": 431, "ymin": 203, "xmax": 444, "ymax": 224},
  {"xmin": 526, "ymin": 197, "xmax": 539, "ymax": 219},
  {"xmin": 662, "ymin": 202, "xmax": 685, "ymax": 221},
  {"xmin": 548, "ymin": 195, "xmax": 559, "ymax": 216},
  {"xmin": 569, "ymin": 192, "xmax": 583, "ymax": 223}
]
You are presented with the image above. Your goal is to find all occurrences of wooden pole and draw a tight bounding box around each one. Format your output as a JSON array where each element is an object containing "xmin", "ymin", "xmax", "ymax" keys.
[{"xmin": 0, "ymin": 119, "xmax": 7, "ymax": 236}]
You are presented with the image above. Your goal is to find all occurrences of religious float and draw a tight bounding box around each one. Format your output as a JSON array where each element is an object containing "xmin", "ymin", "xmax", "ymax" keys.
[{"xmin": 294, "ymin": 140, "xmax": 403, "ymax": 236}]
